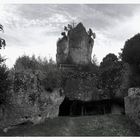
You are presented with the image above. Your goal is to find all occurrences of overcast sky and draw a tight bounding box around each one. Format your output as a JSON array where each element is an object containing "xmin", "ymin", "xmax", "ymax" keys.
[{"xmin": 0, "ymin": 4, "xmax": 140, "ymax": 67}]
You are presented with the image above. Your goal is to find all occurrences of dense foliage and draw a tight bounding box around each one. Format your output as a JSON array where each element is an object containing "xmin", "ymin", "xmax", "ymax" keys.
[
  {"xmin": 0, "ymin": 24, "xmax": 6, "ymax": 49},
  {"xmin": 0, "ymin": 61, "xmax": 11, "ymax": 104},
  {"xmin": 99, "ymin": 53, "xmax": 123, "ymax": 98},
  {"xmin": 14, "ymin": 55, "xmax": 63, "ymax": 92},
  {"xmin": 0, "ymin": 24, "xmax": 11, "ymax": 104},
  {"xmin": 121, "ymin": 33, "xmax": 140, "ymax": 87},
  {"xmin": 14, "ymin": 55, "xmax": 55, "ymax": 71},
  {"xmin": 122, "ymin": 33, "xmax": 140, "ymax": 66}
]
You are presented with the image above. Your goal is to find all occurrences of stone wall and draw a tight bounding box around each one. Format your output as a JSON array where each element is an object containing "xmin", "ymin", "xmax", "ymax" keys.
[
  {"xmin": 0, "ymin": 70, "xmax": 65, "ymax": 129},
  {"xmin": 63, "ymin": 70, "xmax": 107, "ymax": 101}
]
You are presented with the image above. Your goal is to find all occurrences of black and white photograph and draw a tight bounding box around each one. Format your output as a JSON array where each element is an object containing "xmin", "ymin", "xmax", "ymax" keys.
[{"xmin": 0, "ymin": 0, "xmax": 140, "ymax": 137}]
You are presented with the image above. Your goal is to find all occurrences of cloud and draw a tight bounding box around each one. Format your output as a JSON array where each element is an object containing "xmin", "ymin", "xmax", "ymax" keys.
[{"xmin": 1, "ymin": 4, "xmax": 140, "ymax": 67}]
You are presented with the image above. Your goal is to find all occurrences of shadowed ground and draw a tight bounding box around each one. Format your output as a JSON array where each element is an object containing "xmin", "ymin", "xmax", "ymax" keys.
[{"xmin": 0, "ymin": 114, "xmax": 140, "ymax": 136}]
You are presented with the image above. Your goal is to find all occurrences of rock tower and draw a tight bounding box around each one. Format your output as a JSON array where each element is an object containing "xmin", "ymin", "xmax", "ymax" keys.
[{"xmin": 56, "ymin": 22, "xmax": 95, "ymax": 65}]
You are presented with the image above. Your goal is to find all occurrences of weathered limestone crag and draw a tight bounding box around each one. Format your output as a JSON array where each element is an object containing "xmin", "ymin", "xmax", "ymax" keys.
[
  {"xmin": 0, "ymin": 70, "xmax": 65, "ymax": 129},
  {"xmin": 56, "ymin": 22, "xmax": 94, "ymax": 65},
  {"xmin": 56, "ymin": 36, "xmax": 69, "ymax": 64}
]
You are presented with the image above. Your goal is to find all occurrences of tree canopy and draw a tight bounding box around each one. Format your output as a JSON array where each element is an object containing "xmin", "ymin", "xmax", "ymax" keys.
[
  {"xmin": 0, "ymin": 24, "xmax": 11, "ymax": 104},
  {"xmin": 99, "ymin": 53, "xmax": 123, "ymax": 98},
  {"xmin": 121, "ymin": 33, "xmax": 140, "ymax": 87},
  {"xmin": 0, "ymin": 24, "xmax": 6, "ymax": 49},
  {"xmin": 0, "ymin": 24, "xmax": 3, "ymax": 31},
  {"xmin": 122, "ymin": 33, "xmax": 140, "ymax": 65}
]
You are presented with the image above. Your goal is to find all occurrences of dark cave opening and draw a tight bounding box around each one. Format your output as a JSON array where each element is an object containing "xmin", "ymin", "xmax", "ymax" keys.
[
  {"xmin": 59, "ymin": 97, "xmax": 72, "ymax": 116},
  {"xmin": 59, "ymin": 97, "xmax": 112, "ymax": 116}
]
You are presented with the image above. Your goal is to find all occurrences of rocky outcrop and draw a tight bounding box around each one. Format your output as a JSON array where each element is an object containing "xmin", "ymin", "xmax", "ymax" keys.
[
  {"xmin": 56, "ymin": 36, "xmax": 69, "ymax": 64},
  {"xmin": 125, "ymin": 87, "xmax": 140, "ymax": 126},
  {"xmin": 0, "ymin": 70, "xmax": 65, "ymax": 129},
  {"xmin": 56, "ymin": 23, "xmax": 94, "ymax": 65},
  {"xmin": 68, "ymin": 23, "xmax": 94, "ymax": 65}
]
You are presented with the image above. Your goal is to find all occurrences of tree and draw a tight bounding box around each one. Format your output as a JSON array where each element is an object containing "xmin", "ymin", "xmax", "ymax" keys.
[
  {"xmin": 121, "ymin": 33, "xmax": 140, "ymax": 87},
  {"xmin": 0, "ymin": 24, "xmax": 4, "ymax": 31},
  {"xmin": 61, "ymin": 32, "xmax": 66, "ymax": 38},
  {"xmin": 99, "ymin": 53, "xmax": 123, "ymax": 98},
  {"xmin": 0, "ymin": 64, "xmax": 11, "ymax": 104},
  {"xmin": 68, "ymin": 24, "xmax": 73, "ymax": 30},
  {"xmin": 0, "ymin": 24, "xmax": 11, "ymax": 104},
  {"xmin": 61, "ymin": 22, "xmax": 78, "ymax": 39},
  {"xmin": 14, "ymin": 55, "xmax": 39, "ymax": 71},
  {"xmin": 64, "ymin": 26, "xmax": 68, "ymax": 32},
  {"xmin": 0, "ymin": 24, "xmax": 6, "ymax": 49},
  {"xmin": 88, "ymin": 28, "xmax": 96, "ymax": 39},
  {"xmin": 122, "ymin": 33, "xmax": 140, "ymax": 66}
]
